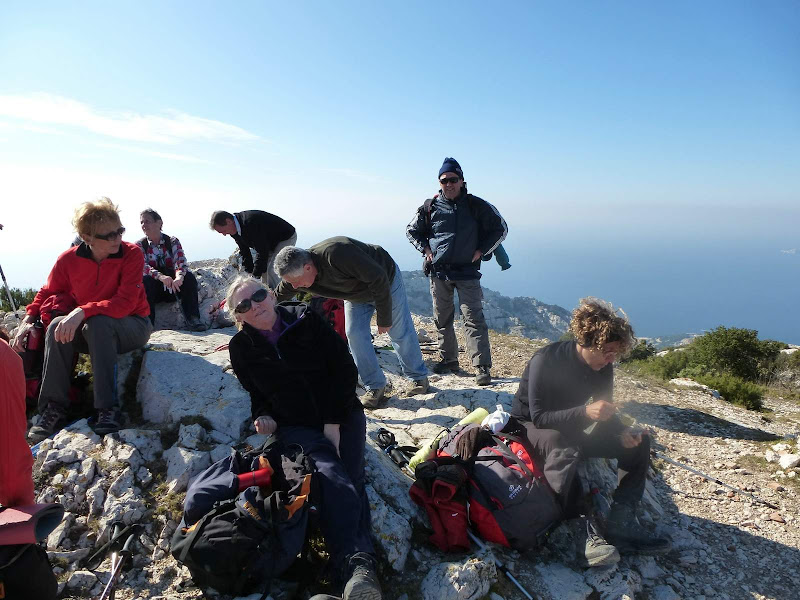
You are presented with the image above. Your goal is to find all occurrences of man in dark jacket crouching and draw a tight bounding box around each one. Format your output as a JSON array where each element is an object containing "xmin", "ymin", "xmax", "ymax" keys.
[{"xmin": 226, "ymin": 274, "xmax": 381, "ymax": 600}]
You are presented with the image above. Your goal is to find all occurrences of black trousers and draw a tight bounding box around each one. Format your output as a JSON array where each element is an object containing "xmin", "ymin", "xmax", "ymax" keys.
[
  {"xmin": 521, "ymin": 420, "xmax": 650, "ymax": 515},
  {"xmin": 142, "ymin": 270, "xmax": 200, "ymax": 325}
]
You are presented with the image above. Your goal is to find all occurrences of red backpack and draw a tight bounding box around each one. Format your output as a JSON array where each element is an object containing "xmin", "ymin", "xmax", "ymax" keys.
[{"xmin": 409, "ymin": 423, "xmax": 561, "ymax": 552}]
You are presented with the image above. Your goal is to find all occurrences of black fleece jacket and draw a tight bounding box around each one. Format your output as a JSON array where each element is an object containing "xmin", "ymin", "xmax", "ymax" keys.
[
  {"xmin": 233, "ymin": 210, "xmax": 296, "ymax": 278},
  {"xmin": 228, "ymin": 302, "xmax": 361, "ymax": 429},
  {"xmin": 511, "ymin": 340, "xmax": 623, "ymax": 439}
]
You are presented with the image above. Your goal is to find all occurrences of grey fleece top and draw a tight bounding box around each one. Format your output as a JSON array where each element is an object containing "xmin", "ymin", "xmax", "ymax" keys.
[{"xmin": 274, "ymin": 236, "xmax": 397, "ymax": 327}]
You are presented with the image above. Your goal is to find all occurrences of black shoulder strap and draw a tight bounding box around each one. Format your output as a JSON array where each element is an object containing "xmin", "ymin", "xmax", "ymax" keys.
[{"xmin": 423, "ymin": 197, "xmax": 435, "ymax": 226}]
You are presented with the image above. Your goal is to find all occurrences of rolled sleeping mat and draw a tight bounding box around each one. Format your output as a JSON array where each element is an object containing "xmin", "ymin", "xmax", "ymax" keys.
[{"xmin": 408, "ymin": 407, "xmax": 490, "ymax": 471}]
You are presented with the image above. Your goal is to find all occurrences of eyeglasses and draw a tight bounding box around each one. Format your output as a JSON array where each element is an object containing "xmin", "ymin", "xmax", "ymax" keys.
[
  {"xmin": 94, "ymin": 227, "xmax": 126, "ymax": 241},
  {"xmin": 234, "ymin": 288, "xmax": 269, "ymax": 314},
  {"xmin": 439, "ymin": 177, "xmax": 461, "ymax": 185}
]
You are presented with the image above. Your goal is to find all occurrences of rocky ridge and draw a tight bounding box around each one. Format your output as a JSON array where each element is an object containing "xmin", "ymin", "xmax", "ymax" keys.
[{"xmin": 6, "ymin": 259, "xmax": 800, "ymax": 600}]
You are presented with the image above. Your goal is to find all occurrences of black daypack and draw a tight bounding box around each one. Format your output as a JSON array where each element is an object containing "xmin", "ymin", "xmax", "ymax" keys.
[{"xmin": 171, "ymin": 440, "xmax": 317, "ymax": 597}]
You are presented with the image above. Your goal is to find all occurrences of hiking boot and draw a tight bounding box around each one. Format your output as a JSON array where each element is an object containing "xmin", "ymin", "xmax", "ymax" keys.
[
  {"xmin": 432, "ymin": 359, "xmax": 459, "ymax": 374},
  {"xmin": 187, "ymin": 316, "xmax": 209, "ymax": 332},
  {"xmin": 408, "ymin": 377, "xmax": 430, "ymax": 395},
  {"xmin": 605, "ymin": 502, "xmax": 671, "ymax": 555},
  {"xmin": 360, "ymin": 387, "xmax": 385, "ymax": 409},
  {"xmin": 475, "ymin": 366, "xmax": 491, "ymax": 386},
  {"xmin": 28, "ymin": 403, "xmax": 67, "ymax": 443},
  {"xmin": 343, "ymin": 552, "xmax": 382, "ymax": 600},
  {"xmin": 309, "ymin": 596, "xmax": 341, "ymax": 600},
  {"xmin": 576, "ymin": 516, "xmax": 620, "ymax": 568},
  {"xmin": 93, "ymin": 409, "xmax": 122, "ymax": 436}
]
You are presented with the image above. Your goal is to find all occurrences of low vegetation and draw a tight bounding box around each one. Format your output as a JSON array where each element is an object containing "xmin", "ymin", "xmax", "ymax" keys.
[
  {"xmin": 0, "ymin": 286, "xmax": 37, "ymax": 312},
  {"xmin": 622, "ymin": 326, "xmax": 794, "ymax": 411}
]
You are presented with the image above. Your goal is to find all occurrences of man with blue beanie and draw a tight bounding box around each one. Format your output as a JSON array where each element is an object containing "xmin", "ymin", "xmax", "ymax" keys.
[{"xmin": 407, "ymin": 158, "xmax": 508, "ymax": 386}]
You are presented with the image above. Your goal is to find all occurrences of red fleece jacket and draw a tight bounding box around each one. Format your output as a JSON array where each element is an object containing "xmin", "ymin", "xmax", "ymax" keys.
[
  {"xmin": 0, "ymin": 339, "xmax": 34, "ymax": 506},
  {"xmin": 26, "ymin": 242, "xmax": 149, "ymax": 320}
]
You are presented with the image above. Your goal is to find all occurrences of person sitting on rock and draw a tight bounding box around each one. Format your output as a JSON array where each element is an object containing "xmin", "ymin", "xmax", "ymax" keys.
[
  {"xmin": 0, "ymin": 327, "xmax": 59, "ymax": 599},
  {"xmin": 11, "ymin": 198, "xmax": 152, "ymax": 441},
  {"xmin": 510, "ymin": 297, "xmax": 670, "ymax": 567},
  {"xmin": 137, "ymin": 208, "xmax": 207, "ymax": 332},
  {"xmin": 273, "ymin": 237, "xmax": 429, "ymax": 407},
  {"xmin": 225, "ymin": 274, "xmax": 382, "ymax": 600}
]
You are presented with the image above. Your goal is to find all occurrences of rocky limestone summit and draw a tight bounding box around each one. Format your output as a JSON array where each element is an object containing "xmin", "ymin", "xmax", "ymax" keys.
[{"xmin": 13, "ymin": 257, "xmax": 800, "ymax": 599}]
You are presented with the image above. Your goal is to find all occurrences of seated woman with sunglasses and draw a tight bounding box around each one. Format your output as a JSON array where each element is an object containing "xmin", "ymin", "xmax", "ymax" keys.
[
  {"xmin": 137, "ymin": 208, "xmax": 207, "ymax": 332},
  {"xmin": 225, "ymin": 274, "xmax": 383, "ymax": 600},
  {"xmin": 12, "ymin": 198, "xmax": 152, "ymax": 441}
]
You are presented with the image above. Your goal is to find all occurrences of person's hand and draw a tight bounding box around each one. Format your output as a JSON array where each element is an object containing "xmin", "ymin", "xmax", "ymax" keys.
[
  {"xmin": 171, "ymin": 275, "xmax": 184, "ymax": 292},
  {"xmin": 159, "ymin": 274, "xmax": 174, "ymax": 290},
  {"xmin": 253, "ymin": 415, "xmax": 277, "ymax": 435},
  {"xmin": 585, "ymin": 400, "xmax": 616, "ymax": 422},
  {"xmin": 423, "ymin": 246, "xmax": 433, "ymax": 261},
  {"xmin": 377, "ymin": 325, "xmax": 391, "ymax": 334},
  {"xmin": 53, "ymin": 308, "xmax": 85, "ymax": 344},
  {"xmin": 472, "ymin": 250, "xmax": 482, "ymax": 262},
  {"xmin": 10, "ymin": 321, "xmax": 33, "ymax": 352},
  {"xmin": 323, "ymin": 423, "xmax": 341, "ymax": 457},
  {"xmin": 620, "ymin": 427, "xmax": 644, "ymax": 448}
]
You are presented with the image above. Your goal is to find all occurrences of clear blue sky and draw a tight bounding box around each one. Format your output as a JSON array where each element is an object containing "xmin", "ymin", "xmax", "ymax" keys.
[{"xmin": 1, "ymin": 2, "xmax": 798, "ymax": 339}]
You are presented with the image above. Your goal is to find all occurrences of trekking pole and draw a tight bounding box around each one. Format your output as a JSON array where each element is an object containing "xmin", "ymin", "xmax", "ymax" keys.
[
  {"xmin": 373, "ymin": 429, "xmax": 538, "ymax": 600},
  {"xmin": 94, "ymin": 523, "xmax": 138, "ymax": 600},
  {"xmin": 652, "ymin": 449, "xmax": 778, "ymax": 510},
  {"xmin": 0, "ymin": 261, "xmax": 20, "ymax": 319}
]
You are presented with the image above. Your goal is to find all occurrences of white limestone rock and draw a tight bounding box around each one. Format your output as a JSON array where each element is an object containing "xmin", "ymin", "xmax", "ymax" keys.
[
  {"xmin": 47, "ymin": 512, "xmax": 75, "ymax": 550},
  {"xmin": 178, "ymin": 422, "xmax": 207, "ymax": 449},
  {"xmin": 101, "ymin": 436, "xmax": 144, "ymax": 472},
  {"xmin": 116, "ymin": 429, "xmax": 163, "ymax": 462},
  {"xmin": 778, "ymin": 454, "xmax": 800, "ymax": 470},
  {"xmin": 137, "ymin": 348, "xmax": 251, "ymax": 440},
  {"xmin": 366, "ymin": 484, "xmax": 412, "ymax": 571},
  {"xmin": 163, "ymin": 445, "xmax": 211, "ymax": 493},
  {"xmin": 420, "ymin": 556, "xmax": 497, "ymax": 600},
  {"xmin": 650, "ymin": 584, "xmax": 681, "ymax": 600},
  {"xmin": 210, "ymin": 444, "xmax": 231, "ymax": 463},
  {"xmin": 66, "ymin": 570, "xmax": 98, "ymax": 592},
  {"xmin": 584, "ymin": 566, "xmax": 642, "ymax": 600},
  {"xmin": 533, "ymin": 563, "xmax": 593, "ymax": 599}
]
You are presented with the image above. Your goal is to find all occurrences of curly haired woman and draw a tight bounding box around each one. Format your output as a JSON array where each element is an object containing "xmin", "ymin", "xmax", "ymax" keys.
[{"xmin": 510, "ymin": 297, "xmax": 669, "ymax": 567}]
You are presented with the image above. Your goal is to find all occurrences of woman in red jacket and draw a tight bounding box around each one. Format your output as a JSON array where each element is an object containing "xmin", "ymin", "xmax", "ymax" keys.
[{"xmin": 11, "ymin": 198, "xmax": 152, "ymax": 441}]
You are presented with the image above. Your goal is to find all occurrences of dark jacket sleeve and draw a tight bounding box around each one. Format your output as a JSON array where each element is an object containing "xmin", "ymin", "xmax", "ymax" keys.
[
  {"xmin": 328, "ymin": 244, "xmax": 393, "ymax": 328},
  {"xmin": 229, "ymin": 333, "xmax": 273, "ymax": 422},
  {"xmin": 233, "ymin": 235, "xmax": 255, "ymax": 274},
  {"xmin": 528, "ymin": 354, "xmax": 592, "ymax": 432},
  {"xmin": 472, "ymin": 198, "xmax": 508, "ymax": 257},
  {"xmin": 308, "ymin": 312, "xmax": 359, "ymax": 424},
  {"xmin": 406, "ymin": 204, "xmax": 430, "ymax": 254},
  {"xmin": 273, "ymin": 281, "xmax": 296, "ymax": 302}
]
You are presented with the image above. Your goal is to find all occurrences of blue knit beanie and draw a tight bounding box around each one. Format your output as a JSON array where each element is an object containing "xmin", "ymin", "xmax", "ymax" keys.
[{"xmin": 438, "ymin": 157, "xmax": 463, "ymax": 179}]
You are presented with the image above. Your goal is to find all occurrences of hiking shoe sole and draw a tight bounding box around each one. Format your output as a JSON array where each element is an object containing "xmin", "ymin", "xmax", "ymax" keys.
[
  {"xmin": 431, "ymin": 361, "xmax": 460, "ymax": 375},
  {"xmin": 610, "ymin": 539, "xmax": 672, "ymax": 556},
  {"xmin": 343, "ymin": 580, "xmax": 382, "ymax": 600},
  {"xmin": 580, "ymin": 546, "xmax": 620, "ymax": 567}
]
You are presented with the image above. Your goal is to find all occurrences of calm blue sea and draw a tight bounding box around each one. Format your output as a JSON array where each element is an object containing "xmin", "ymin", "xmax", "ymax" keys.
[{"xmin": 475, "ymin": 233, "xmax": 800, "ymax": 345}]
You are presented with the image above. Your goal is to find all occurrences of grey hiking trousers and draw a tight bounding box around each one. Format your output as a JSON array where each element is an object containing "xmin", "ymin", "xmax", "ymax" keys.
[
  {"xmin": 430, "ymin": 276, "xmax": 491, "ymax": 367},
  {"xmin": 38, "ymin": 314, "xmax": 152, "ymax": 412}
]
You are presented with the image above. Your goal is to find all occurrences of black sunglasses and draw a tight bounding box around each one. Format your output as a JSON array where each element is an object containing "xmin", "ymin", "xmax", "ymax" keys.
[
  {"xmin": 439, "ymin": 176, "xmax": 461, "ymax": 185},
  {"xmin": 234, "ymin": 288, "xmax": 269, "ymax": 314},
  {"xmin": 94, "ymin": 227, "xmax": 126, "ymax": 241}
]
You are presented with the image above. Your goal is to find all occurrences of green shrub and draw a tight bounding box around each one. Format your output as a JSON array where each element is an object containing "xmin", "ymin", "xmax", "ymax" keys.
[
  {"xmin": 0, "ymin": 287, "xmax": 37, "ymax": 312},
  {"xmin": 630, "ymin": 349, "xmax": 691, "ymax": 380},
  {"xmin": 622, "ymin": 339, "xmax": 656, "ymax": 363},
  {"xmin": 692, "ymin": 372, "xmax": 764, "ymax": 411},
  {"xmin": 690, "ymin": 326, "xmax": 782, "ymax": 382}
]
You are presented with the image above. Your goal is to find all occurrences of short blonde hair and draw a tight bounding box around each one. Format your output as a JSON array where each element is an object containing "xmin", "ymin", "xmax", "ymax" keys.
[
  {"xmin": 73, "ymin": 197, "xmax": 121, "ymax": 238},
  {"xmin": 569, "ymin": 297, "xmax": 635, "ymax": 354},
  {"xmin": 225, "ymin": 274, "xmax": 268, "ymax": 329}
]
